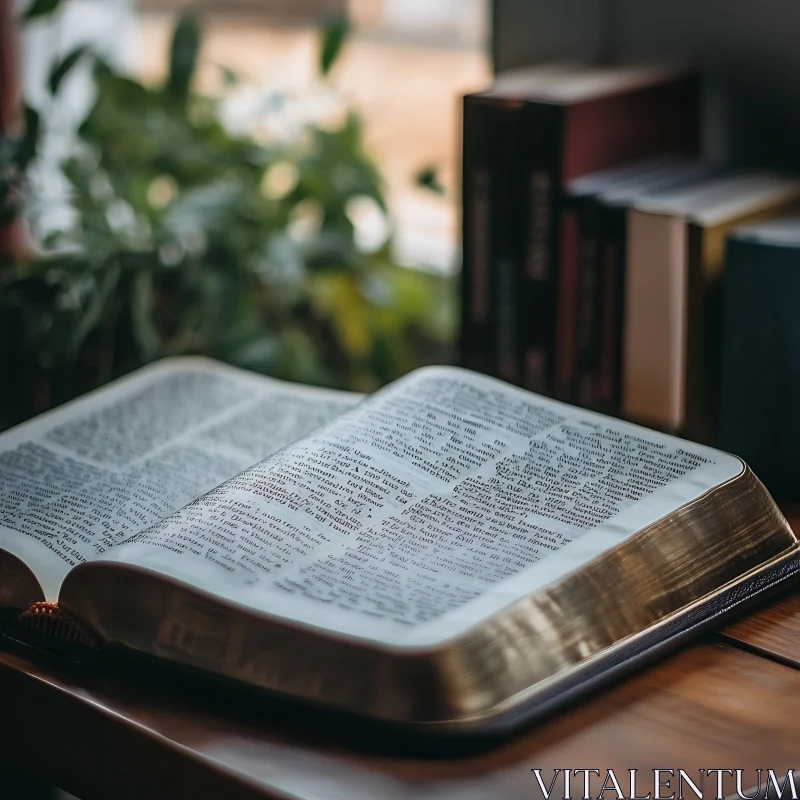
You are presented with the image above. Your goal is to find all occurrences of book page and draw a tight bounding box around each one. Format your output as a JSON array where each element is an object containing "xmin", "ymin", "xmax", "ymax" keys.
[
  {"xmin": 0, "ymin": 358, "xmax": 359, "ymax": 600},
  {"xmin": 99, "ymin": 366, "xmax": 743, "ymax": 647}
]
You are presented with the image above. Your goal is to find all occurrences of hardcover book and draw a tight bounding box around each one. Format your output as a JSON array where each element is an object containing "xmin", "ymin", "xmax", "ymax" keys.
[
  {"xmin": 462, "ymin": 63, "xmax": 699, "ymax": 395},
  {"xmin": 1, "ymin": 358, "xmax": 798, "ymax": 733},
  {"xmin": 623, "ymin": 172, "xmax": 800, "ymax": 441},
  {"xmin": 718, "ymin": 216, "xmax": 800, "ymax": 493},
  {"xmin": 565, "ymin": 158, "xmax": 717, "ymax": 413},
  {"xmin": 461, "ymin": 63, "xmax": 575, "ymax": 384}
]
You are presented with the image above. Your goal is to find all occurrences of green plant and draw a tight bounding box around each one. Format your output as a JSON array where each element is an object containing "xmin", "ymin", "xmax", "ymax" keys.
[{"xmin": 0, "ymin": 6, "xmax": 455, "ymax": 430}]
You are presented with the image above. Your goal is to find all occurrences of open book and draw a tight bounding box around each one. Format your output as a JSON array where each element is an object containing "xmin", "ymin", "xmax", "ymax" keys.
[{"xmin": 1, "ymin": 358, "xmax": 798, "ymax": 732}]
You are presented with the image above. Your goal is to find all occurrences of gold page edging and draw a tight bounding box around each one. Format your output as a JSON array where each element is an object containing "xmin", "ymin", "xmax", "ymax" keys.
[{"xmin": 60, "ymin": 466, "xmax": 795, "ymax": 726}]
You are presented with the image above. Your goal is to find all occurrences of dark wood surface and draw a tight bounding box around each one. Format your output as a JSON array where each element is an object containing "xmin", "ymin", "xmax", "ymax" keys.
[
  {"xmin": 722, "ymin": 591, "xmax": 800, "ymax": 667},
  {"xmin": 2, "ymin": 514, "xmax": 800, "ymax": 799},
  {"xmin": 720, "ymin": 506, "xmax": 800, "ymax": 666},
  {"xmin": 2, "ymin": 642, "xmax": 800, "ymax": 800}
]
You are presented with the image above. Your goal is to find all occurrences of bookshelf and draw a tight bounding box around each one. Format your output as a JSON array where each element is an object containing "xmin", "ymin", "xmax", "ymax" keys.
[{"xmin": 493, "ymin": 0, "xmax": 800, "ymax": 170}]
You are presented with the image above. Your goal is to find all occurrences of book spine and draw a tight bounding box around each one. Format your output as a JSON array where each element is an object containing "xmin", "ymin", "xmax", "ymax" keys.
[
  {"xmin": 685, "ymin": 223, "xmax": 715, "ymax": 444},
  {"xmin": 595, "ymin": 204, "xmax": 628, "ymax": 416},
  {"xmin": 493, "ymin": 104, "xmax": 525, "ymax": 384},
  {"xmin": 685, "ymin": 221, "xmax": 731, "ymax": 445},
  {"xmin": 520, "ymin": 104, "xmax": 563, "ymax": 396},
  {"xmin": 717, "ymin": 238, "xmax": 798, "ymax": 490},
  {"xmin": 574, "ymin": 196, "xmax": 603, "ymax": 409},
  {"xmin": 461, "ymin": 98, "xmax": 523, "ymax": 380},
  {"xmin": 554, "ymin": 200, "xmax": 581, "ymax": 401},
  {"xmin": 460, "ymin": 96, "xmax": 494, "ymax": 375},
  {"xmin": 622, "ymin": 209, "xmax": 688, "ymax": 433}
]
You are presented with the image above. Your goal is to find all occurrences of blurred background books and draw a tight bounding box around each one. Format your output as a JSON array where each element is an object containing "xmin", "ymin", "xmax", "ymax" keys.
[{"xmin": 461, "ymin": 1, "xmax": 800, "ymax": 496}]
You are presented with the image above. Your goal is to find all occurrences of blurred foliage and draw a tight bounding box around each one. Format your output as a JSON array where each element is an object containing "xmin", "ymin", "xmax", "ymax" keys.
[
  {"xmin": 415, "ymin": 165, "xmax": 446, "ymax": 196},
  {"xmin": 22, "ymin": 0, "xmax": 61, "ymax": 22},
  {"xmin": 0, "ymin": 6, "xmax": 455, "ymax": 430},
  {"xmin": 319, "ymin": 15, "xmax": 350, "ymax": 77}
]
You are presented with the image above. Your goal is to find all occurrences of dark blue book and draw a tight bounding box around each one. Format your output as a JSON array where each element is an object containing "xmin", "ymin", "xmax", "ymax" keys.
[{"xmin": 718, "ymin": 216, "xmax": 800, "ymax": 495}]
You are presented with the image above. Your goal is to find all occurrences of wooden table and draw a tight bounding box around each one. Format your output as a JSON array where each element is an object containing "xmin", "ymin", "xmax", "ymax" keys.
[{"xmin": 4, "ymin": 529, "xmax": 800, "ymax": 799}]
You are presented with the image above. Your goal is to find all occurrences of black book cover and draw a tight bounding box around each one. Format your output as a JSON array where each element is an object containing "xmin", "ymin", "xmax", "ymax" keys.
[
  {"xmin": 461, "ymin": 97, "xmax": 502, "ymax": 376},
  {"xmin": 460, "ymin": 95, "xmax": 491, "ymax": 374},
  {"xmin": 521, "ymin": 103, "xmax": 563, "ymax": 396},
  {"xmin": 574, "ymin": 194, "xmax": 604, "ymax": 409},
  {"xmin": 461, "ymin": 96, "xmax": 525, "ymax": 382},
  {"xmin": 594, "ymin": 203, "xmax": 628, "ymax": 415}
]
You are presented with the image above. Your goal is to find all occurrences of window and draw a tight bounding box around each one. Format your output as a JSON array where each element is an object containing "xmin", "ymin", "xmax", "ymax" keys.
[{"xmin": 135, "ymin": 0, "xmax": 491, "ymax": 273}]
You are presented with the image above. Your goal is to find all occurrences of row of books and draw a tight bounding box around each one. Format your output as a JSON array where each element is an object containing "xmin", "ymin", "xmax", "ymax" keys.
[{"xmin": 460, "ymin": 62, "xmax": 800, "ymax": 448}]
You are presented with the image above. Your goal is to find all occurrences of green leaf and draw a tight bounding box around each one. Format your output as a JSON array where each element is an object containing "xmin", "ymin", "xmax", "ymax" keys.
[
  {"xmin": 319, "ymin": 15, "xmax": 349, "ymax": 77},
  {"xmin": 22, "ymin": 0, "xmax": 61, "ymax": 22},
  {"xmin": 165, "ymin": 181, "xmax": 243, "ymax": 238},
  {"xmin": 72, "ymin": 263, "xmax": 120, "ymax": 349},
  {"xmin": 48, "ymin": 45, "xmax": 89, "ymax": 95},
  {"xmin": 167, "ymin": 12, "xmax": 202, "ymax": 102},
  {"xmin": 14, "ymin": 105, "xmax": 40, "ymax": 169},
  {"xmin": 415, "ymin": 165, "xmax": 446, "ymax": 195},
  {"xmin": 91, "ymin": 54, "xmax": 114, "ymax": 79},
  {"xmin": 217, "ymin": 64, "xmax": 240, "ymax": 88},
  {"xmin": 227, "ymin": 335, "xmax": 280, "ymax": 371},
  {"xmin": 131, "ymin": 269, "xmax": 162, "ymax": 361}
]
